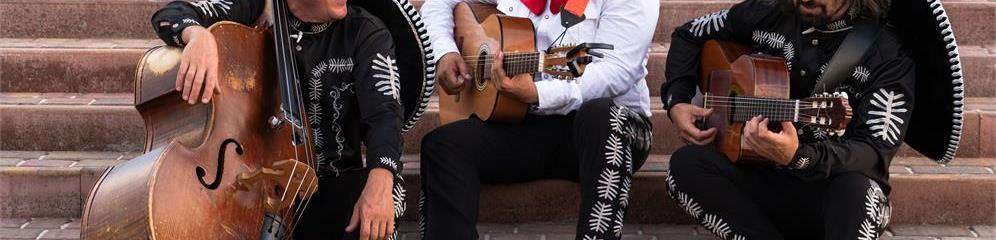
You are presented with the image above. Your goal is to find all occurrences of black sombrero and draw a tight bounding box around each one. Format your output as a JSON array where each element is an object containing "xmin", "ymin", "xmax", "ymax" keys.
[
  {"xmin": 887, "ymin": 0, "xmax": 965, "ymax": 163},
  {"xmin": 349, "ymin": 0, "xmax": 436, "ymax": 133}
]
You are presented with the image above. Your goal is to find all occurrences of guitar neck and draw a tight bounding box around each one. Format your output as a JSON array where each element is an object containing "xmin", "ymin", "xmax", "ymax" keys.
[
  {"xmin": 468, "ymin": 52, "xmax": 544, "ymax": 79},
  {"xmin": 704, "ymin": 95, "xmax": 802, "ymax": 123}
]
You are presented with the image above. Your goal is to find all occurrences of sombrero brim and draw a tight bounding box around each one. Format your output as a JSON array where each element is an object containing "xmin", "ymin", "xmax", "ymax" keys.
[
  {"xmin": 349, "ymin": 0, "xmax": 436, "ymax": 133},
  {"xmin": 888, "ymin": 0, "xmax": 965, "ymax": 163}
]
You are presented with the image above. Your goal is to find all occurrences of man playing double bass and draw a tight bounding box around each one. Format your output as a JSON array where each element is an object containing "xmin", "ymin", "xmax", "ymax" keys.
[
  {"xmin": 661, "ymin": 0, "xmax": 966, "ymax": 238},
  {"xmin": 419, "ymin": 0, "xmax": 657, "ymax": 239},
  {"xmin": 151, "ymin": 0, "xmax": 406, "ymax": 239}
]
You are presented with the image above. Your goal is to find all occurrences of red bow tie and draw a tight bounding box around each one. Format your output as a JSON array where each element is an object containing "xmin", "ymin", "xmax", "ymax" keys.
[{"xmin": 521, "ymin": 0, "xmax": 568, "ymax": 15}]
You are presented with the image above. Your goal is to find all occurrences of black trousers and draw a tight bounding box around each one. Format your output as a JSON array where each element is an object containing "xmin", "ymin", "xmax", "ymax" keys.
[
  {"xmin": 293, "ymin": 169, "xmax": 407, "ymax": 240},
  {"xmin": 666, "ymin": 145, "xmax": 891, "ymax": 240},
  {"xmin": 418, "ymin": 98, "xmax": 652, "ymax": 240}
]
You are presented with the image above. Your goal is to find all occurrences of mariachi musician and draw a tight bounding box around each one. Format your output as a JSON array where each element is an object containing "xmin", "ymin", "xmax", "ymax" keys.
[
  {"xmin": 148, "ymin": 0, "xmax": 434, "ymax": 239},
  {"xmin": 419, "ymin": 0, "xmax": 656, "ymax": 239},
  {"xmin": 661, "ymin": 0, "xmax": 965, "ymax": 239}
]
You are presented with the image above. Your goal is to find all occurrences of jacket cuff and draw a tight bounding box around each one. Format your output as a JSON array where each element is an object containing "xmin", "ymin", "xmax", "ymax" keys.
[
  {"xmin": 367, "ymin": 155, "xmax": 403, "ymax": 174},
  {"xmin": 788, "ymin": 144, "xmax": 816, "ymax": 170},
  {"xmin": 534, "ymin": 80, "xmax": 581, "ymax": 115},
  {"xmin": 156, "ymin": 17, "xmax": 201, "ymax": 47},
  {"xmin": 662, "ymin": 92, "xmax": 692, "ymax": 121}
]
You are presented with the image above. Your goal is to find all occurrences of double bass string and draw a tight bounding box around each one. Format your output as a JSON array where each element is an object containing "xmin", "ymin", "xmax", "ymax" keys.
[{"xmin": 271, "ymin": 0, "xmax": 317, "ymax": 237}]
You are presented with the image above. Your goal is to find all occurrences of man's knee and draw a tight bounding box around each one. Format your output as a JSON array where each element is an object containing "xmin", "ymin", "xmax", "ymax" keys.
[
  {"xmin": 420, "ymin": 119, "xmax": 476, "ymax": 167},
  {"xmin": 668, "ymin": 145, "xmax": 719, "ymax": 178},
  {"xmin": 576, "ymin": 98, "xmax": 616, "ymax": 119},
  {"xmin": 828, "ymin": 172, "xmax": 876, "ymax": 198}
]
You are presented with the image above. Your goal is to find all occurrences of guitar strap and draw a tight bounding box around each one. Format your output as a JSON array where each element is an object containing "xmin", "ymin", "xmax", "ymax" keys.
[
  {"xmin": 559, "ymin": 0, "xmax": 590, "ymax": 28},
  {"xmin": 812, "ymin": 20, "xmax": 882, "ymax": 95}
]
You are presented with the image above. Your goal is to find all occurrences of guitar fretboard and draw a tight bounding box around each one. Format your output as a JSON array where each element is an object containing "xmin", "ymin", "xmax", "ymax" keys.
[
  {"xmin": 704, "ymin": 95, "xmax": 803, "ymax": 122},
  {"xmin": 464, "ymin": 52, "xmax": 542, "ymax": 80}
]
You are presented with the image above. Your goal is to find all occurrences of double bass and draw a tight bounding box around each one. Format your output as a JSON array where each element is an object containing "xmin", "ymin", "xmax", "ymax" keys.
[{"xmin": 81, "ymin": 0, "xmax": 321, "ymax": 238}]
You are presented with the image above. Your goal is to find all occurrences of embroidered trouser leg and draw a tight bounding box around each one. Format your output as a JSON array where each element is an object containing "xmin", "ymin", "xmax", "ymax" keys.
[
  {"xmin": 419, "ymin": 98, "xmax": 651, "ymax": 240},
  {"xmin": 293, "ymin": 169, "xmax": 407, "ymax": 240},
  {"xmin": 665, "ymin": 145, "xmax": 890, "ymax": 240}
]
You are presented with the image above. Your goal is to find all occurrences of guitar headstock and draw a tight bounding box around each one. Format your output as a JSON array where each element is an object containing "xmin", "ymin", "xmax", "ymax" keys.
[
  {"xmin": 542, "ymin": 43, "xmax": 613, "ymax": 80},
  {"xmin": 799, "ymin": 92, "xmax": 853, "ymax": 136}
]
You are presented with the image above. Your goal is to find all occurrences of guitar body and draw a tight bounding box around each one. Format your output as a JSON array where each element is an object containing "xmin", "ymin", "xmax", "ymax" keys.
[
  {"xmin": 701, "ymin": 41, "xmax": 792, "ymax": 164},
  {"xmin": 439, "ymin": 2, "xmax": 535, "ymax": 124}
]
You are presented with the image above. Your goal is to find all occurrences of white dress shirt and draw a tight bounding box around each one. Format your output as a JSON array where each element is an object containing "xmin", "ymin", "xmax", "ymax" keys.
[{"xmin": 421, "ymin": 0, "xmax": 658, "ymax": 116}]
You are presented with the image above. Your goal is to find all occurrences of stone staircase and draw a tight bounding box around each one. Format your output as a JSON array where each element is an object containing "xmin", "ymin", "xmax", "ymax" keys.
[{"xmin": 1, "ymin": 0, "xmax": 994, "ymax": 239}]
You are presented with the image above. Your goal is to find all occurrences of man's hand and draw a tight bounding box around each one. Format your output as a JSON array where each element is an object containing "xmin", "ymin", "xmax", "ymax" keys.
[
  {"xmin": 743, "ymin": 116, "xmax": 799, "ymax": 165},
  {"xmin": 437, "ymin": 52, "xmax": 471, "ymax": 95},
  {"xmin": 345, "ymin": 168, "xmax": 395, "ymax": 240},
  {"xmin": 669, "ymin": 103, "xmax": 717, "ymax": 145},
  {"xmin": 492, "ymin": 51, "xmax": 539, "ymax": 104},
  {"xmin": 176, "ymin": 26, "xmax": 221, "ymax": 105}
]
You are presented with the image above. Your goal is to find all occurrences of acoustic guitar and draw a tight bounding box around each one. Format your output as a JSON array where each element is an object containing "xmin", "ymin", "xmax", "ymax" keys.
[
  {"xmin": 438, "ymin": 2, "xmax": 611, "ymax": 124},
  {"xmin": 698, "ymin": 40, "xmax": 853, "ymax": 164}
]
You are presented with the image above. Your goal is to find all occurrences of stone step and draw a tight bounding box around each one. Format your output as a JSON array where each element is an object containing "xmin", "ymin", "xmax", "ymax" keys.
[
  {"xmin": 1, "ymin": 151, "xmax": 994, "ymax": 226},
  {"xmin": 2, "ymin": 0, "xmax": 994, "ymax": 46},
  {"xmin": 1, "ymin": 219, "xmax": 993, "ymax": 240},
  {"xmin": 3, "ymin": 39, "xmax": 995, "ymax": 98},
  {"xmin": 2, "ymin": 93, "xmax": 994, "ymax": 158}
]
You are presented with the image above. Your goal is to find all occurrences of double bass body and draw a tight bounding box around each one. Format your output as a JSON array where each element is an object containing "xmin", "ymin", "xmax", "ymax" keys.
[{"xmin": 81, "ymin": 22, "xmax": 316, "ymax": 239}]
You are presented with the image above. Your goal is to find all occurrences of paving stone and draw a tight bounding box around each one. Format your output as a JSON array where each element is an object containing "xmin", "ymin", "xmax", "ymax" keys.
[
  {"xmin": 891, "ymin": 226, "xmax": 975, "ymax": 237},
  {"xmin": 0, "ymin": 159, "xmax": 23, "ymax": 167},
  {"xmin": 0, "ymin": 218, "xmax": 29, "ymax": 228},
  {"xmin": 38, "ymin": 229, "xmax": 80, "ymax": 239},
  {"xmin": 652, "ymin": 234, "xmax": 717, "ymax": 240},
  {"xmin": 881, "ymin": 237, "xmax": 939, "ymax": 240},
  {"xmin": 974, "ymin": 225, "xmax": 996, "ymax": 237},
  {"xmin": 23, "ymin": 218, "xmax": 71, "ymax": 229},
  {"xmin": 0, "ymin": 152, "xmax": 44, "ymax": 159},
  {"xmin": 891, "ymin": 166, "xmax": 915, "ymax": 175},
  {"xmin": 488, "ymin": 233, "xmax": 542, "ymax": 240},
  {"xmin": 73, "ymin": 160, "xmax": 120, "ymax": 168},
  {"xmin": 0, "ymin": 228, "xmax": 43, "ymax": 240},
  {"xmin": 61, "ymin": 219, "xmax": 80, "ymax": 229},
  {"xmin": 640, "ymin": 224, "xmax": 698, "ymax": 235},
  {"xmin": 517, "ymin": 223, "xmax": 577, "ymax": 233},
  {"xmin": 477, "ymin": 223, "xmax": 516, "ymax": 233},
  {"xmin": 45, "ymin": 152, "xmax": 122, "ymax": 160},
  {"xmin": 620, "ymin": 235, "xmax": 657, "ymax": 240},
  {"xmin": 911, "ymin": 166, "xmax": 994, "ymax": 175},
  {"xmin": 17, "ymin": 159, "xmax": 76, "ymax": 168}
]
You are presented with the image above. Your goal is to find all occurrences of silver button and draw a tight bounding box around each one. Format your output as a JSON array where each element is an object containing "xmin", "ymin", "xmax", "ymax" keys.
[
  {"xmin": 811, "ymin": 39, "xmax": 819, "ymax": 46},
  {"xmin": 544, "ymin": 15, "xmax": 550, "ymax": 19},
  {"xmin": 801, "ymin": 70, "xmax": 807, "ymax": 77},
  {"xmin": 509, "ymin": 7, "xmax": 513, "ymax": 12},
  {"xmin": 296, "ymin": 45, "xmax": 302, "ymax": 51}
]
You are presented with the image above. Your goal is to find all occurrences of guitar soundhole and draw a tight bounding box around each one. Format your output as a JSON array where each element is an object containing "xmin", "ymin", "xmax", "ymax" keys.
[{"xmin": 475, "ymin": 46, "xmax": 490, "ymax": 91}]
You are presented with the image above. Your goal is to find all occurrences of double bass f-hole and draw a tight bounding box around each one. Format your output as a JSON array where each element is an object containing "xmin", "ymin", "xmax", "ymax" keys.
[{"xmin": 197, "ymin": 139, "xmax": 243, "ymax": 189}]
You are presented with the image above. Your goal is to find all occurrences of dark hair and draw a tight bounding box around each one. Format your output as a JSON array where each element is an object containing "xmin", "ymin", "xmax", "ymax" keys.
[
  {"xmin": 850, "ymin": 0, "xmax": 891, "ymax": 20},
  {"xmin": 778, "ymin": 0, "xmax": 892, "ymax": 20}
]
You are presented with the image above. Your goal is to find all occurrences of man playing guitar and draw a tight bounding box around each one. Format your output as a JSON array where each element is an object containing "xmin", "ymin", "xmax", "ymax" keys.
[
  {"xmin": 150, "ymin": 0, "xmax": 409, "ymax": 239},
  {"xmin": 661, "ymin": 0, "xmax": 916, "ymax": 239},
  {"xmin": 419, "ymin": 0, "xmax": 657, "ymax": 239}
]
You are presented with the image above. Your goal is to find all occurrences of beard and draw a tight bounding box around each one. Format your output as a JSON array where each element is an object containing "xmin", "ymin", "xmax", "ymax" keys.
[{"xmin": 793, "ymin": 0, "xmax": 841, "ymax": 26}]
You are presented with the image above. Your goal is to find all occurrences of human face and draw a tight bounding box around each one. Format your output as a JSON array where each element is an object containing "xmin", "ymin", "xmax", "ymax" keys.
[
  {"xmin": 793, "ymin": 0, "xmax": 851, "ymax": 25},
  {"xmin": 287, "ymin": 0, "xmax": 347, "ymax": 23}
]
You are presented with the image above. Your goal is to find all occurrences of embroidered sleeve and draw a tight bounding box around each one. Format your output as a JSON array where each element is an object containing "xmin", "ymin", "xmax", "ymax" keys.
[
  {"xmin": 352, "ymin": 19, "xmax": 404, "ymax": 174},
  {"xmin": 791, "ymin": 57, "xmax": 915, "ymax": 180},
  {"xmin": 661, "ymin": 0, "xmax": 779, "ymax": 113},
  {"xmin": 150, "ymin": 0, "xmax": 266, "ymax": 47}
]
